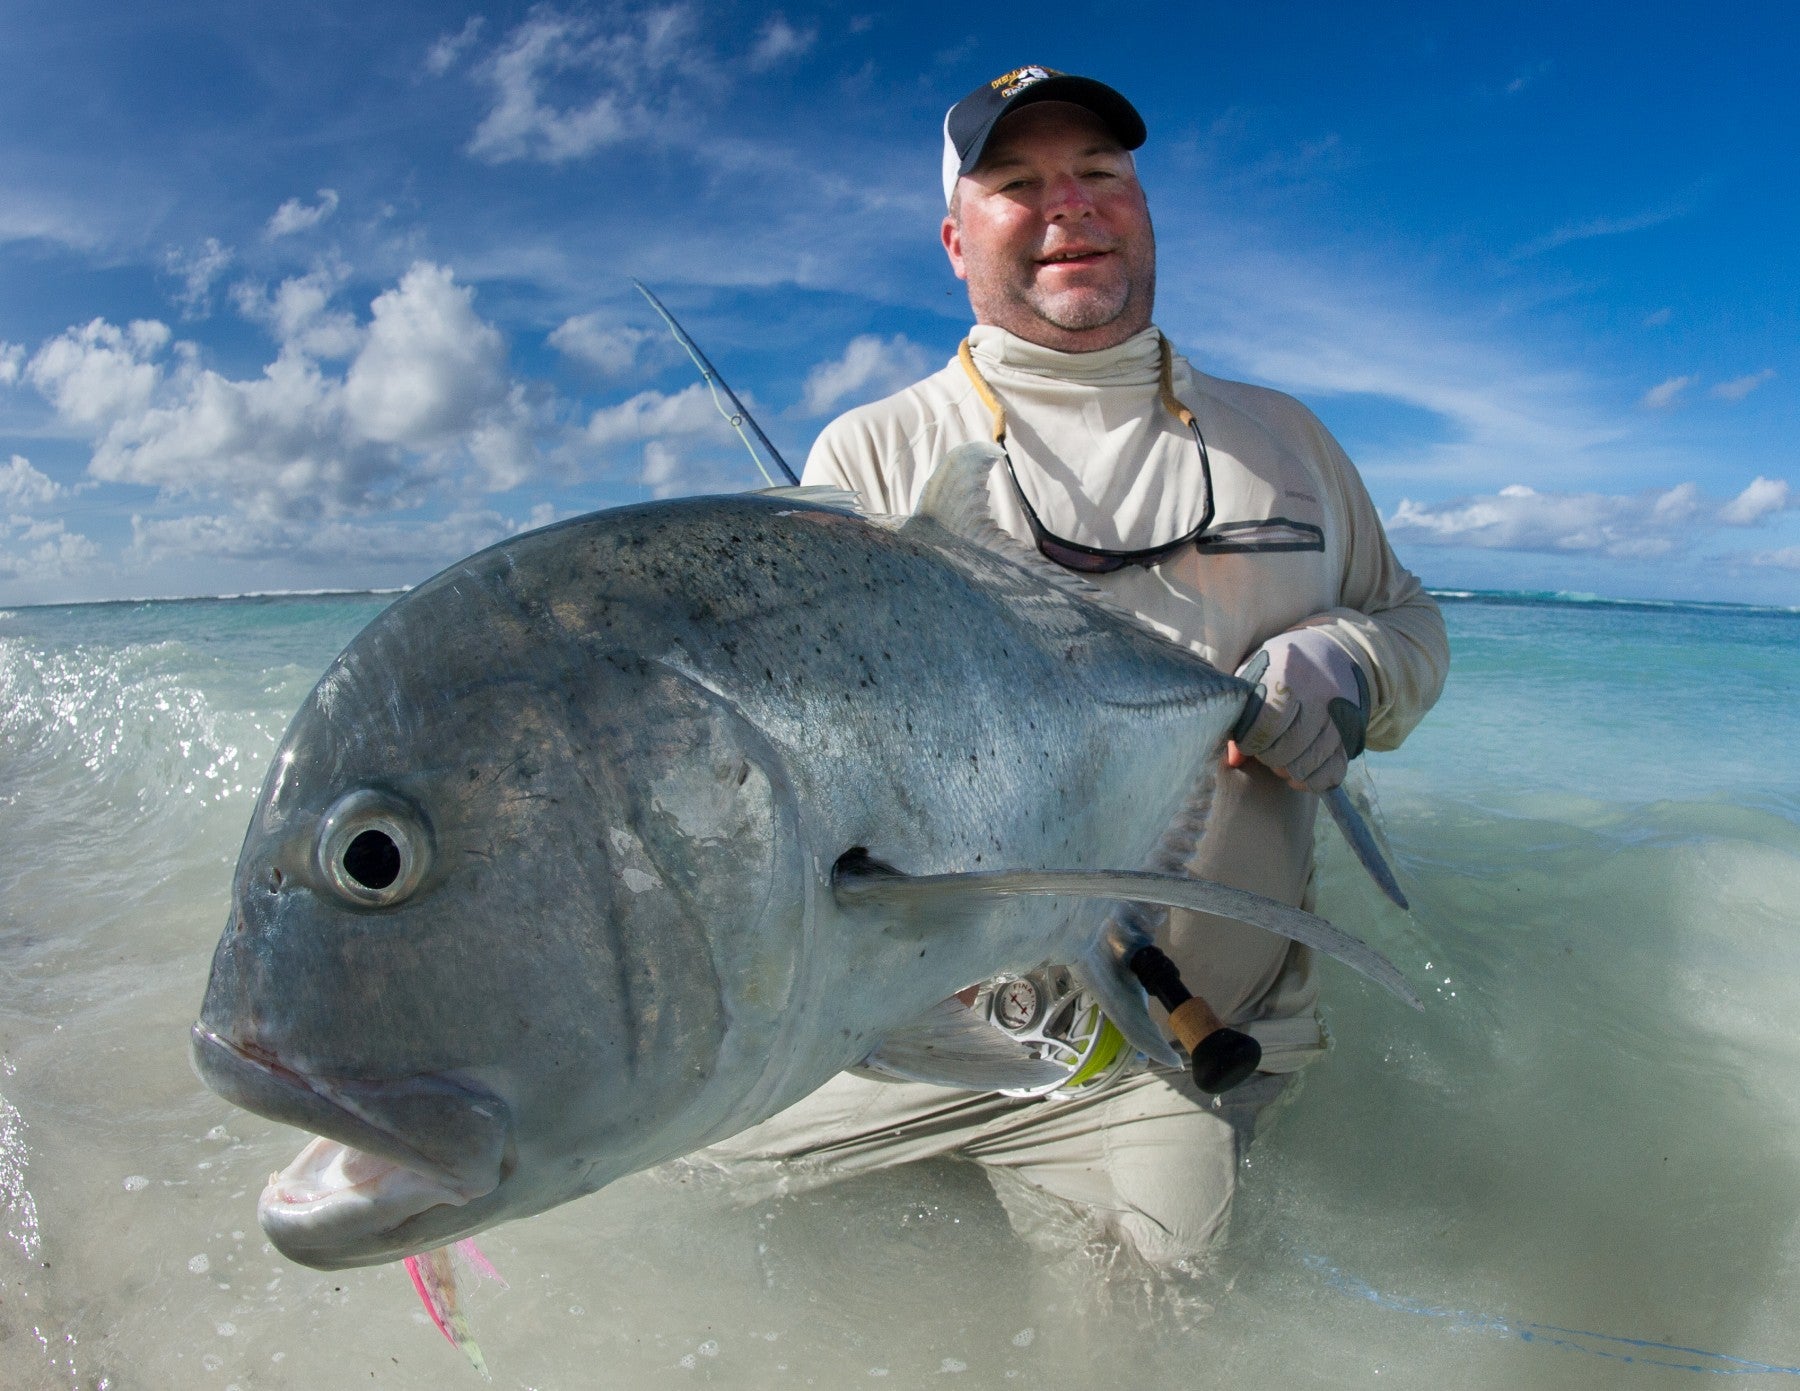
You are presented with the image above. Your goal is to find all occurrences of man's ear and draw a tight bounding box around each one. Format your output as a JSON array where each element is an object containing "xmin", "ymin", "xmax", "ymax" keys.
[{"xmin": 941, "ymin": 214, "xmax": 968, "ymax": 281}]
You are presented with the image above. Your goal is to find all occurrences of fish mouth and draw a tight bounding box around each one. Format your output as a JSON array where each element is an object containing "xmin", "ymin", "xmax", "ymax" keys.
[{"xmin": 190, "ymin": 1025, "xmax": 513, "ymax": 1269}]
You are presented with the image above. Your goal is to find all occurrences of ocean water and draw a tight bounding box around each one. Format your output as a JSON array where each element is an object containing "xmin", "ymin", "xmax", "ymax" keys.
[{"xmin": 2, "ymin": 587, "xmax": 1797, "ymax": 1390}]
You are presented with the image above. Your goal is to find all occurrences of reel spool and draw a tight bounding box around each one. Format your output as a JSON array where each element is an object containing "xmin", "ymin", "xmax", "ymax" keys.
[{"xmin": 975, "ymin": 966, "xmax": 1139, "ymax": 1099}]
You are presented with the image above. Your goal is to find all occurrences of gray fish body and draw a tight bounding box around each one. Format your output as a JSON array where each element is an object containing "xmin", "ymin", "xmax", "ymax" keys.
[{"xmin": 192, "ymin": 491, "xmax": 1294, "ymax": 1268}]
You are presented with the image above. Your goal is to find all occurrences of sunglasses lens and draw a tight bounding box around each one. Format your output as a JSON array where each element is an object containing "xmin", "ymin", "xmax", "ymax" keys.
[{"xmin": 1036, "ymin": 538, "xmax": 1127, "ymax": 573}]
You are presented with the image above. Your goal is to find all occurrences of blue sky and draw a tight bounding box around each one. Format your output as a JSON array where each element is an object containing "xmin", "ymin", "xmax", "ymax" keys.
[{"xmin": 2, "ymin": 1, "xmax": 1795, "ymax": 606}]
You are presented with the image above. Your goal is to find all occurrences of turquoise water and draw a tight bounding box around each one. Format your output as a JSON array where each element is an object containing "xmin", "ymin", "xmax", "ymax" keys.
[{"xmin": 1, "ymin": 589, "xmax": 1797, "ymax": 1389}]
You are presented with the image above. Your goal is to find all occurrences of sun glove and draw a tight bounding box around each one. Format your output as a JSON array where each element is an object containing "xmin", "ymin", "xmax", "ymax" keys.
[{"xmin": 1231, "ymin": 627, "xmax": 1370, "ymax": 794}]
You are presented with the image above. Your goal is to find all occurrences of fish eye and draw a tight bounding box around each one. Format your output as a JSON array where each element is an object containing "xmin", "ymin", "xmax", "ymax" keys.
[{"xmin": 316, "ymin": 789, "xmax": 432, "ymax": 907}]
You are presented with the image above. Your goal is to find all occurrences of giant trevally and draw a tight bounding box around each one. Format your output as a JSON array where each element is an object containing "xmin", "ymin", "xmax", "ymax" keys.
[{"xmin": 190, "ymin": 444, "xmax": 1416, "ymax": 1272}]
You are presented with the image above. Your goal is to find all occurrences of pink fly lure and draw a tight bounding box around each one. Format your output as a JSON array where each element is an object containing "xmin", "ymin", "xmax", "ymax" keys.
[{"xmin": 403, "ymin": 1239, "xmax": 506, "ymax": 1378}]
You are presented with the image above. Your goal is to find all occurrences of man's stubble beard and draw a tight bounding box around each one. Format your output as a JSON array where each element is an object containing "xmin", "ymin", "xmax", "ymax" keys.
[{"xmin": 959, "ymin": 208, "xmax": 1157, "ymax": 344}]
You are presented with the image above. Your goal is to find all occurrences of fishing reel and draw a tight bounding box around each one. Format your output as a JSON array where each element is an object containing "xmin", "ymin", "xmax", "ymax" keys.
[{"xmin": 974, "ymin": 965, "xmax": 1139, "ymax": 1099}]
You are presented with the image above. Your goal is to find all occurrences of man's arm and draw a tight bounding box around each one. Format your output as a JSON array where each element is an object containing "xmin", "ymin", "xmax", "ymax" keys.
[{"xmin": 1231, "ymin": 410, "xmax": 1448, "ymax": 790}]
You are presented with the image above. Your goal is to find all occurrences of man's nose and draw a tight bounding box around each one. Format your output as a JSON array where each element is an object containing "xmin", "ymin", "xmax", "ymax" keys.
[{"xmin": 1043, "ymin": 173, "xmax": 1096, "ymax": 220}]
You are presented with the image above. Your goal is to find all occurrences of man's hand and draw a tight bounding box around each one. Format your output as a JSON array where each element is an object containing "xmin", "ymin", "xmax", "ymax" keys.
[{"xmin": 1227, "ymin": 628, "xmax": 1369, "ymax": 794}]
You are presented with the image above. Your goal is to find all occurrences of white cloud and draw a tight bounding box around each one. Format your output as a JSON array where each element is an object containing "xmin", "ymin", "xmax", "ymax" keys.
[
  {"xmin": 1719, "ymin": 476, "xmax": 1792, "ymax": 526},
  {"xmin": 1158, "ymin": 232, "xmax": 1628, "ymax": 489},
  {"xmin": 1513, "ymin": 199, "xmax": 1693, "ymax": 259},
  {"xmin": 166, "ymin": 237, "xmax": 234, "ymax": 318},
  {"xmin": 1, "ymin": 455, "xmax": 62, "ymax": 509},
  {"xmin": 266, "ymin": 189, "xmax": 341, "ymax": 239},
  {"xmin": 127, "ymin": 507, "xmax": 515, "ymax": 568},
  {"xmin": 465, "ymin": 6, "xmax": 704, "ymax": 165},
  {"xmin": 343, "ymin": 262, "xmax": 512, "ymax": 447},
  {"xmin": 1640, "ymin": 374, "xmax": 1697, "ymax": 411},
  {"xmin": 1642, "ymin": 307, "xmax": 1672, "ymax": 328},
  {"xmin": 1712, "ymin": 368, "xmax": 1775, "ymax": 402},
  {"xmin": 1388, "ymin": 478, "xmax": 1794, "ymax": 559},
  {"xmin": 426, "ymin": 16, "xmax": 485, "ymax": 75},
  {"xmin": 585, "ymin": 382, "xmax": 721, "ymax": 449},
  {"xmin": 548, "ymin": 314, "xmax": 656, "ymax": 376},
  {"xmin": 24, "ymin": 262, "xmax": 539, "ymax": 525},
  {"xmin": 801, "ymin": 334, "xmax": 931, "ymax": 416},
  {"xmin": 747, "ymin": 15, "xmax": 816, "ymax": 70},
  {"xmin": 0, "ymin": 342, "xmax": 22, "ymax": 386},
  {"xmin": 636, "ymin": 438, "xmax": 753, "ymax": 499},
  {"xmin": 0, "ymin": 516, "xmax": 99, "ymax": 580},
  {"xmin": 27, "ymin": 319, "xmax": 172, "ymax": 429},
  {"xmin": 1750, "ymin": 546, "xmax": 1800, "ymax": 572},
  {"xmin": 233, "ymin": 264, "xmax": 362, "ymax": 359}
]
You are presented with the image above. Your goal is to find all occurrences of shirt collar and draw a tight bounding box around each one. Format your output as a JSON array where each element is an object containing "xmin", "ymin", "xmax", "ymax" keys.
[{"xmin": 967, "ymin": 323, "xmax": 1164, "ymax": 387}]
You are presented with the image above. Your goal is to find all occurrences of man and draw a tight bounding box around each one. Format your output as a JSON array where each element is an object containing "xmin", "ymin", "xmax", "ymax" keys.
[{"xmin": 706, "ymin": 67, "xmax": 1448, "ymax": 1268}]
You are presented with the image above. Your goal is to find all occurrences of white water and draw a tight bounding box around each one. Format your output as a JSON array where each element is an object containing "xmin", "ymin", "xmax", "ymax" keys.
[{"xmin": 2, "ymin": 594, "xmax": 1798, "ymax": 1389}]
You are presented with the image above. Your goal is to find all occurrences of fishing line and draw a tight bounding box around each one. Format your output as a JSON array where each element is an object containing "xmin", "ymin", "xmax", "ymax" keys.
[
  {"xmin": 631, "ymin": 278, "xmax": 798, "ymax": 488},
  {"xmin": 1304, "ymin": 1253, "xmax": 1800, "ymax": 1376}
]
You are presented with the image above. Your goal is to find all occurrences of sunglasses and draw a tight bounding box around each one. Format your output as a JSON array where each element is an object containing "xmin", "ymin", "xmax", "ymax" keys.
[{"xmin": 959, "ymin": 336, "xmax": 1215, "ymax": 575}]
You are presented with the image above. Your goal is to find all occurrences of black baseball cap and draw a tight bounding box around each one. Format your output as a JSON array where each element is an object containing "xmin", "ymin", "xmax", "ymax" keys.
[{"xmin": 941, "ymin": 66, "xmax": 1147, "ymax": 204}]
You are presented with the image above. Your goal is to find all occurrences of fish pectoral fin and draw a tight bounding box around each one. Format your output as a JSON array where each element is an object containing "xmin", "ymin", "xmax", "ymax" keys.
[
  {"xmin": 1069, "ymin": 941, "xmax": 1182, "ymax": 1070},
  {"xmin": 859, "ymin": 999, "xmax": 1070, "ymax": 1092},
  {"xmin": 832, "ymin": 858, "xmax": 1421, "ymax": 1011}
]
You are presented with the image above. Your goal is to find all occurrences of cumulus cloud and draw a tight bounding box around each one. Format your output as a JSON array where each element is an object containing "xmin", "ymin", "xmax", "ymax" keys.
[
  {"xmin": 0, "ymin": 517, "xmax": 99, "ymax": 581},
  {"xmin": 579, "ymin": 383, "xmax": 768, "ymax": 494},
  {"xmin": 234, "ymin": 264, "xmax": 362, "ymax": 359},
  {"xmin": 585, "ymin": 382, "xmax": 722, "ymax": 449},
  {"xmin": 344, "ymin": 263, "xmax": 512, "ymax": 446},
  {"xmin": 1712, "ymin": 368, "xmax": 1775, "ymax": 402},
  {"xmin": 0, "ymin": 342, "xmax": 22, "ymax": 386},
  {"xmin": 23, "ymin": 261, "xmax": 538, "ymax": 526},
  {"xmin": 747, "ymin": 15, "xmax": 816, "ymax": 70},
  {"xmin": 635, "ymin": 438, "xmax": 757, "ymax": 499},
  {"xmin": 27, "ymin": 319, "xmax": 172, "ymax": 428},
  {"xmin": 266, "ymin": 189, "xmax": 340, "ymax": 239},
  {"xmin": 1719, "ymin": 476, "xmax": 1791, "ymax": 526},
  {"xmin": 801, "ymin": 334, "xmax": 932, "ymax": 415},
  {"xmin": 166, "ymin": 238, "xmax": 234, "ymax": 318},
  {"xmin": 1640, "ymin": 374, "xmax": 1697, "ymax": 411},
  {"xmin": 549, "ymin": 314, "xmax": 657, "ymax": 376},
  {"xmin": 1, "ymin": 455, "xmax": 62, "ymax": 509},
  {"xmin": 465, "ymin": 6, "xmax": 704, "ymax": 164},
  {"xmin": 1388, "ymin": 478, "xmax": 1796, "ymax": 559}
]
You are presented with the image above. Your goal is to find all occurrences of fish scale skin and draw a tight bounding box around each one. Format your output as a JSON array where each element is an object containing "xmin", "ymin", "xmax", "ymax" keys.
[{"xmin": 195, "ymin": 494, "xmax": 1249, "ymax": 1268}]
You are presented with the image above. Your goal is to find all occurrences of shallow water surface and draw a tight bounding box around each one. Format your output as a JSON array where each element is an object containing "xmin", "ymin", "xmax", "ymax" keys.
[{"xmin": 2, "ymin": 592, "xmax": 1797, "ymax": 1389}]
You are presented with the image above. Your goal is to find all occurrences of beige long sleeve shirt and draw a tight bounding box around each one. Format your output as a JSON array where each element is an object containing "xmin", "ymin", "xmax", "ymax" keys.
[{"xmin": 803, "ymin": 325, "xmax": 1448, "ymax": 1068}]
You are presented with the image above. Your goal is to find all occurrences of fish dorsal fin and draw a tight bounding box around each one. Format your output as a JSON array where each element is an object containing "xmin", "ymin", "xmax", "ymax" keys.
[
  {"xmin": 752, "ymin": 484, "xmax": 910, "ymax": 530},
  {"xmin": 902, "ymin": 443, "xmax": 1131, "ymax": 611},
  {"xmin": 858, "ymin": 998, "xmax": 1069, "ymax": 1092},
  {"xmin": 832, "ymin": 856, "xmax": 1420, "ymax": 1012},
  {"xmin": 751, "ymin": 484, "xmax": 865, "ymax": 511}
]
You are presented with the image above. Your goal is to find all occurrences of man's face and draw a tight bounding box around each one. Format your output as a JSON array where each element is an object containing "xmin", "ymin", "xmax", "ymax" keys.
[{"xmin": 942, "ymin": 101, "xmax": 1156, "ymax": 352}]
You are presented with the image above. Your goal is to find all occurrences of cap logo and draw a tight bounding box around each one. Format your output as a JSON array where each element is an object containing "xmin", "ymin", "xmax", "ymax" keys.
[{"xmin": 990, "ymin": 65, "xmax": 1059, "ymax": 99}]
